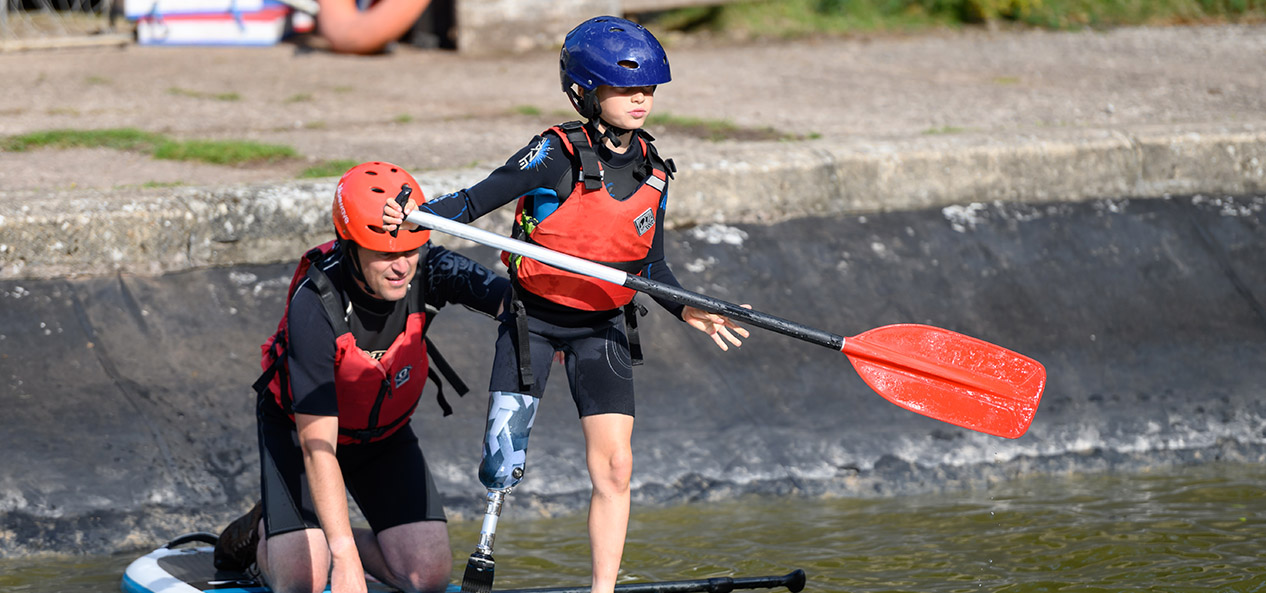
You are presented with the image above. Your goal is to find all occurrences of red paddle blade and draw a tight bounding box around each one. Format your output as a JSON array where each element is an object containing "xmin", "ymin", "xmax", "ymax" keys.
[{"xmin": 841, "ymin": 324, "xmax": 1045, "ymax": 439}]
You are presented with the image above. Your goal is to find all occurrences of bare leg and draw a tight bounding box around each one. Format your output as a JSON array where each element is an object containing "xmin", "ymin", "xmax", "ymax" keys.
[
  {"xmin": 359, "ymin": 521, "xmax": 453, "ymax": 593},
  {"xmin": 258, "ymin": 522, "xmax": 450, "ymax": 593},
  {"xmin": 257, "ymin": 528, "xmax": 331, "ymax": 593},
  {"xmin": 580, "ymin": 413, "xmax": 635, "ymax": 593}
]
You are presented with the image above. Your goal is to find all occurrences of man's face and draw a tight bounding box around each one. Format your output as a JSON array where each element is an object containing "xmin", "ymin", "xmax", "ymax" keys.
[{"xmin": 355, "ymin": 247, "xmax": 419, "ymax": 301}]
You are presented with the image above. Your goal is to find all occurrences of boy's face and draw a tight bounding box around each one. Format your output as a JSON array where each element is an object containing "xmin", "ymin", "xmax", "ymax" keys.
[{"xmin": 594, "ymin": 85, "xmax": 656, "ymax": 131}]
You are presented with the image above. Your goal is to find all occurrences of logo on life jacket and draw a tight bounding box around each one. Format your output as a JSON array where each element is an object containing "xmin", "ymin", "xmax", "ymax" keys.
[
  {"xmin": 634, "ymin": 207, "xmax": 655, "ymax": 236},
  {"xmin": 394, "ymin": 365, "xmax": 412, "ymax": 389}
]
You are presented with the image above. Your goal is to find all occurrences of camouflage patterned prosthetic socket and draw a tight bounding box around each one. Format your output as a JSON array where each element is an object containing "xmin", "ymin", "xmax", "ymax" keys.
[{"xmin": 478, "ymin": 391, "xmax": 539, "ymax": 490}]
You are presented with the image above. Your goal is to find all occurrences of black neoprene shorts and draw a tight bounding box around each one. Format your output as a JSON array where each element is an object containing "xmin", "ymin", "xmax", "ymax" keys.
[
  {"xmin": 257, "ymin": 413, "xmax": 446, "ymax": 538},
  {"xmin": 488, "ymin": 311, "xmax": 635, "ymax": 417}
]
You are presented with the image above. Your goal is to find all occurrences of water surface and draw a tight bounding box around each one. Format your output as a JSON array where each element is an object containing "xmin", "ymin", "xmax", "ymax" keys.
[{"xmin": 3, "ymin": 462, "xmax": 1264, "ymax": 592}]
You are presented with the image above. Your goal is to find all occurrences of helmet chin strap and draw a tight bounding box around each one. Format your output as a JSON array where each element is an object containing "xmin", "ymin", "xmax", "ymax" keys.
[
  {"xmin": 588, "ymin": 118, "xmax": 630, "ymax": 149},
  {"xmin": 344, "ymin": 241, "xmax": 379, "ymax": 298}
]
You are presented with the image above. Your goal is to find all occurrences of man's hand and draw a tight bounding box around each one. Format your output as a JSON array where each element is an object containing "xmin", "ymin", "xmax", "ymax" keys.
[{"xmin": 382, "ymin": 197, "xmax": 417, "ymax": 234}]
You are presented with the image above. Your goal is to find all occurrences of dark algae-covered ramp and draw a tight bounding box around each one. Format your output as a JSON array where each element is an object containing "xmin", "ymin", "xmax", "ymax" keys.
[{"xmin": 2, "ymin": 194, "xmax": 1265, "ymax": 556}]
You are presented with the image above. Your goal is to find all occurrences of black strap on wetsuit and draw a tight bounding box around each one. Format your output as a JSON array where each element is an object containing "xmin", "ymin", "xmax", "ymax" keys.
[
  {"xmin": 624, "ymin": 300, "xmax": 648, "ymax": 366},
  {"xmin": 510, "ymin": 284, "xmax": 535, "ymax": 391}
]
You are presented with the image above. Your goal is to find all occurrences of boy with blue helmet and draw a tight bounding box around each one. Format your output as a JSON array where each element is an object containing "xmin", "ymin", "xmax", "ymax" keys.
[
  {"xmin": 560, "ymin": 15, "xmax": 672, "ymax": 146},
  {"xmin": 385, "ymin": 16, "xmax": 750, "ymax": 593}
]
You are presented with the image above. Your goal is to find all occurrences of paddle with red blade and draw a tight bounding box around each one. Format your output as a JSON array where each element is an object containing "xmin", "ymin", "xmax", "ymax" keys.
[{"xmin": 405, "ymin": 210, "xmax": 1045, "ymax": 438}]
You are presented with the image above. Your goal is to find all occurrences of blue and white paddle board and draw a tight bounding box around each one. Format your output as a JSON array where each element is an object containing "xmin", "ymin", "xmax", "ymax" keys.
[{"xmin": 120, "ymin": 532, "xmax": 459, "ymax": 593}]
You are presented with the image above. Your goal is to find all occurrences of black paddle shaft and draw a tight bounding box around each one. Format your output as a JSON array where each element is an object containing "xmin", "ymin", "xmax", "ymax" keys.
[
  {"xmin": 623, "ymin": 275, "xmax": 845, "ymax": 351},
  {"xmin": 495, "ymin": 569, "xmax": 807, "ymax": 593}
]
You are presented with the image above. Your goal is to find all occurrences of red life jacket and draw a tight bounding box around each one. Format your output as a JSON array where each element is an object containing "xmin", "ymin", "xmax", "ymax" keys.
[
  {"xmin": 254, "ymin": 241, "xmax": 465, "ymax": 445},
  {"xmin": 503, "ymin": 122, "xmax": 671, "ymax": 312}
]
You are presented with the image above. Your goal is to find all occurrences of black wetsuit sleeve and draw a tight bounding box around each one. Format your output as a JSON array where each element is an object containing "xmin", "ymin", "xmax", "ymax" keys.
[
  {"xmin": 642, "ymin": 205, "xmax": 687, "ymax": 321},
  {"xmin": 419, "ymin": 133, "xmax": 574, "ymax": 223},
  {"xmin": 423, "ymin": 244, "xmax": 511, "ymax": 316},
  {"xmin": 286, "ymin": 282, "xmax": 340, "ymax": 417}
]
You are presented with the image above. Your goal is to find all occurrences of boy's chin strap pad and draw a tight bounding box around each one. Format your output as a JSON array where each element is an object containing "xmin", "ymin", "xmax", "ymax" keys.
[{"xmin": 478, "ymin": 391, "xmax": 539, "ymax": 490}]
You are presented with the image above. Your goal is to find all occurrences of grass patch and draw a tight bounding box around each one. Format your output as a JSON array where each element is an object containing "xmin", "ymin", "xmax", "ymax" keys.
[
  {"xmin": 648, "ymin": 112, "xmax": 798, "ymax": 141},
  {"xmin": 2, "ymin": 127, "xmax": 299, "ymax": 166},
  {"xmin": 3, "ymin": 128, "xmax": 162, "ymax": 152},
  {"xmin": 168, "ymin": 86, "xmax": 242, "ymax": 101},
  {"xmin": 641, "ymin": 0, "xmax": 1266, "ymax": 38},
  {"xmin": 643, "ymin": 0, "xmax": 956, "ymax": 38},
  {"xmin": 394, "ymin": 114, "xmax": 414, "ymax": 124},
  {"xmin": 85, "ymin": 75, "xmax": 110, "ymax": 85},
  {"xmin": 154, "ymin": 138, "xmax": 296, "ymax": 165},
  {"xmin": 284, "ymin": 93, "xmax": 314, "ymax": 103},
  {"xmin": 923, "ymin": 125, "xmax": 967, "ymax": 135},
  {"xmin": 514, "ymin": 105, "xmax": 543, "ymax": 116},
  {"xmin": 299, "ymin": 159, "xmax": 360, "ymax": 179}
]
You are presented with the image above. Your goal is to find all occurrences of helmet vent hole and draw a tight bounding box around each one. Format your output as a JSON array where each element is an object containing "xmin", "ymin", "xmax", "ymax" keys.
[
  {"xmin": 366, "ymin": 225, "xmax": 388, "ymax": 235},
  {"xmin": 371, "ymin": 187, "xmax": 386, "ymax": 193},
  {"xmin": 365, "ymin": 171, "xmax": 379, "ymax": 176},
  {"xmin": 618, "ymin": 60, "xmax": 638, "ymax": 70}
]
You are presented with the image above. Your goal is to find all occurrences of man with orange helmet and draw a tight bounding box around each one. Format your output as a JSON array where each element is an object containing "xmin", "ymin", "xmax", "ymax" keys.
[{"xmin": 213, "ymin": 162, "xmax": 508, "ymax": 593}]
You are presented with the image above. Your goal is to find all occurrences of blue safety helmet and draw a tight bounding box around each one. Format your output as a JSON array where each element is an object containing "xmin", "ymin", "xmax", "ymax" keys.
[{"xmin": 560, "ymin": 16, "xmax": 671, "ymax": 121}]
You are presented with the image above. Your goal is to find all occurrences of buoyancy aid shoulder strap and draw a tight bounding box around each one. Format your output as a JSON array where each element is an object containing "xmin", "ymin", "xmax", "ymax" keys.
[
  {"xmin": 552, "ymin": 121, "xmax": 604, "ymax": 191},
  {"xmin": 252, "ymin": 244, "xmax": 342, "ymax": 401},
  {"xmin": 642, "ymin": 134, "xmax": 676, "ymax": 180},
  {"xmin": 305, "ymin": 252, "xmax": 352, "ymax": 336}
]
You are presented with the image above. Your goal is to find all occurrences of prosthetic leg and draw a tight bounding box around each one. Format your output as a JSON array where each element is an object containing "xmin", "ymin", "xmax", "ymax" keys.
[{"xmin": 460, "ymin": 391, "xmax": 539, "ymax": 593}]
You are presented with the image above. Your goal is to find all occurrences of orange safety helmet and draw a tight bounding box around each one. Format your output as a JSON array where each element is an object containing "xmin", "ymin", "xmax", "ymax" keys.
[{"xmin": 333, "ymin": 161, "xmax": 431, "ymax": 252}]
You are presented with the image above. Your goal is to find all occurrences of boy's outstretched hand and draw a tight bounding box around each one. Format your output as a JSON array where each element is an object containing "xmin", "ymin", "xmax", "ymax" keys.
[
  {"xmin": 382, "ymin": 196, "xmax": 418, "ymax": 234},
  {"xmin": 682, "ymin": 305, "xmax": 751, "ymax": 351}
]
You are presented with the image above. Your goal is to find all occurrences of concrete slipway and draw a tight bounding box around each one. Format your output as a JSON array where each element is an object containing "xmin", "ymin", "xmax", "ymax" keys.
[
  {"xmin": 3, "ymin": 193, "xmax": 1265, "ymax": 557},
  {"xmin": 1, "ymin": 25, "xmax": 1266, "ymax": 557}
]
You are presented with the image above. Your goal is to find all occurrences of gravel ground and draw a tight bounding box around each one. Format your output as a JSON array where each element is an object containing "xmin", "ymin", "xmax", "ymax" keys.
[{"xmin": 1, "ymin": 24, "xmax": 1263, "ymax": 194}]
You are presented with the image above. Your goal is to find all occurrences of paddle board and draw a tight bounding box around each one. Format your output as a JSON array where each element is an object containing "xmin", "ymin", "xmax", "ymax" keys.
[
  {"xmin": 120, "ymin": 532, "xmax": 450, "ymax": 593},
  {"xmin": 122, "ymin": 532, "xmax": 806, "ymax": 593}
]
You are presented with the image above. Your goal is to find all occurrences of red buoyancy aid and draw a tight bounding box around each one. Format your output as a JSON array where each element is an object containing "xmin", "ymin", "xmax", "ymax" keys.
[
  {"xmin": 255, "ymin": 240, "xmax": 438, "ymax": 445},
  {"xmin": 505, "ymin": 123, "xmax": 670, "ymax": 311}
]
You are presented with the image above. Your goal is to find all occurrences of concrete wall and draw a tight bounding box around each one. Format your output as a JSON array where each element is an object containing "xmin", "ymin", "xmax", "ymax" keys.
[
  {"xmin": 3, "ymin": 129, "xmax": 1264, "ymax": 282},
  {"xmin": 453, "ymin": 0, "xmax": 748, "ymax": 55},
  {"xmin": 456, "ymin": 0, "xmax": 619, "ymax": 55}
]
